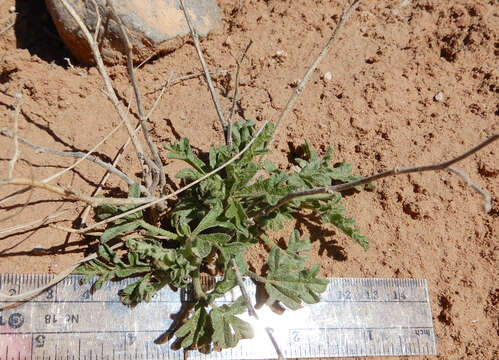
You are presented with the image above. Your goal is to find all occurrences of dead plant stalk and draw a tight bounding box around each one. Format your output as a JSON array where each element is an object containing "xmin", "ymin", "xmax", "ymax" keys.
[{"xmin": 60, "ymin": 0, "xmax": 154, "ymax": 192}]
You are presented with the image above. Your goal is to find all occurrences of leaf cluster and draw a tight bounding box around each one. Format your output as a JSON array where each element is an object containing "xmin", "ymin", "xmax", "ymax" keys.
[{"xmin": 76, "ymin": 120, "xmax": 367, "ymax": 351}]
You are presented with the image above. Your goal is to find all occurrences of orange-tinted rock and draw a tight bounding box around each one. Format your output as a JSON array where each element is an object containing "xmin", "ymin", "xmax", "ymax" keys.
[{"xmin": 45, "ymin": 0, "xmax": 221, "ymax": 65}]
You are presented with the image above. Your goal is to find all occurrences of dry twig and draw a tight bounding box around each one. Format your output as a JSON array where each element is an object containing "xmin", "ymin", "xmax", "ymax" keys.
[
  {"xmin": 447, "ymin": 167, "xmax": 492, "ymax": 213},
  {"xmin": 254, "ymin": 134, "xmax": 498, "ymax": 218},
  {"xmin": 73, "ymin": 121, "xmax": 270, "ymax": 234},
  {"xmin": 88, "ymin": 0, "xmax": 101, "ymax": 42},
  {"xmin": 60, "ymin": 0, "xmax": 152, "ymax": 189},
  {"xmin": 179, "ymin": 0, "xmax": 229, "ymax": 142},
  {"xmin": 227, "ymin": 40, "xmax": 253, "ymax": 146},
  {"xmin": 0, "ymin": 209, "xmax": 71, "ymax": 236},
  {"xmin": 7, "ymin": 93, "xmax": 22, "ymax": 179},
  {"xmin": 230, "ymin": 258, "xmax": 285, "ymax": 360},
  {"xmin": 268, "ymin": 0, "xmax": 360, "ymax": 150},
  {"xmin": 0, "ymin": 177, "xmax": 156, "ymax": 207},
  {"xmin": 0, "ymin": 18, "xmax": 14, "ymax": 36},
  {"xmin": 147, "ymin": 70, "xmax": 229, "ymax": 93},
  {"xmin": 146, "ymin": 71, "xmax": 173, "ymax": 121},
  {"xmin": 1, "ymin": 127, "xmax": 136, "ymax": 186},
  {"xmin": 106, "ymin": 0, "xmax": 166, "ymax": 194}
]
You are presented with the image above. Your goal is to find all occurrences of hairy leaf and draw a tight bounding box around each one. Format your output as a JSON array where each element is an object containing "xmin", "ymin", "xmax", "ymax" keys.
[
  {"xmin": 75, "ymin": 120, "xmax": 368, "ymax": 352},
  {"xmin": 75, "ymin": 244, "xmax": 151, "ymax": 292},
  {"xmin": 100, "ymin": 220, "xmax": 140, "ymax": 243},
  {"xmin": 165, "ymin": 138, "xmax": 208, "ymax": 174},
  {"xmin": 211, "ymin": 297, "xmax": 254, "ymax": 348},
  {"xmin": 175, "ymin": 305, "xmax": 213, "ymax": 349},
  {"xmin": 261, "ymin": 232, "xmax": 328, "ymax": 310}
]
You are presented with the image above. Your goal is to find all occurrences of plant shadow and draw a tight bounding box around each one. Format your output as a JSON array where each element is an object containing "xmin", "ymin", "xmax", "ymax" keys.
[{"xmin": 295, "ymin": 212, "xmax": 348, "ymax": 261}]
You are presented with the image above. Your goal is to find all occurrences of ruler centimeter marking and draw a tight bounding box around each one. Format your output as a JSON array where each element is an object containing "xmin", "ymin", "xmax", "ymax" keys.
[{"xmin": 0, "ymin": 275, "xmax": 437, "ymax": 359}]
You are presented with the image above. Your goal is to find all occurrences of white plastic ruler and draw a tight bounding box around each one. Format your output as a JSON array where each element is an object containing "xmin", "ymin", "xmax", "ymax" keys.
[{"xmin": 0, "ymin": 274, "xmax": 436, "ymax": 359}]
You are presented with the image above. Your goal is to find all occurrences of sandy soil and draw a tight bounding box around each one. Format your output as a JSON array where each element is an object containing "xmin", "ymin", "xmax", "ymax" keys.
[{"xmin": 0, "ymin": 0, "xmax": 497, "ymax": 359}]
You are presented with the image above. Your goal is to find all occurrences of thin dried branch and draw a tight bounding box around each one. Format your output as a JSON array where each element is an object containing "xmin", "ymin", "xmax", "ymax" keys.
[
  {"xmin": 7, "ymin": 93, "xmax": 23, "ymax": 179},
  {"xmin": 89, "ymin": 0, "xmax": 101, "ymax": 42},
  {"xmin": 40, "ymin": 117, "xmax": 130, "ymax": 184},
  {"xmin": 145, "ymin": 71, "xmax": 174, "ymax": 126},
  {"xmin": 235, "ymin": 0, "xmax": 243, "ymax": 15},
  {"xmin": 148, "ymin": 70, "xmax": 229, "ymax": 93},
  {"xmin": 0, "ymin": 209, "xmax": 71, "ymax": 236},
  {"xmin": 179, "ymin": 0, "xmax": 229, "ymax": 143},
  {"xmin": 230, "ymin": 258, "xmax": 285, "ymax": 360},
  {"xmin": 0, "ymin": 164, "xmax": 34, "ymax": 224},
  {"xmin": 0, "ymin": 127, "xmax": 137, "ymax": 187},
  {"xmin": 79, "ymin": 91, "xmax": 139, "ymax": 228},
  {"xmin": 268, "ymin": 0, "xmax": 360, "ymax": 150},
  {"xmin": 59, "ymin": 0, "xmax": 152, "ymax": 188},
  {"xmin": 227, "ymin": 40, "xmax": 253, "ymax": 146},
  {"xmin": 79, "ymin": 144, "xmax": 129, "ymax": 228},
  {"xmin": 0, "ymin": 177, "xmax": 156, "ymax": 207},
  {"xmin": 447, "ymin": 167, "xmax": 492, "ymax": 213},
  {"xmin": 78, "ymin": 56, "xmax": 153, "ymax": 227},
  {"xmin": 50, "ymin": 223, "xmax": 102, "ymax": 236},
  {"xmin": 254, "ymin": 134, "xmax": 498, "ymax": 218},
  {"xmin": 75, "ymin": 121, "xmax": 270, "ymax": 234},
  {"xmin": 106, "ymin": 0, "xmax": 166, "ymax": 194},
  {"xmin": 0, "ymin": 242, "xmax": 124, "ymax": 304},
  {"xmin": 0, "ymin": 18, "xmax": 14, "ymax": 37}
]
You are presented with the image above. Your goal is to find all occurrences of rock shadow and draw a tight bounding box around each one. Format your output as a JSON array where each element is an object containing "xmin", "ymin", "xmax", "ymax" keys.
[{"xmin": 14, "ymin": 0, "xmax": 72, "ymax": 66}]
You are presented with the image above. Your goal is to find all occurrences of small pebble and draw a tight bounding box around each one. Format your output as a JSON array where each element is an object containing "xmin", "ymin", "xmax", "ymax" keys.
[
  {"xmin": 323, "ymin": 72, "xmax": 333, "ymax": 81},
  {"xmin": 223, "ymin": 36, "xmax": 232, "ymax": 48},
  {"xmin": 274, "ymin": 50, "xmax": 287, "ymax": 62},
  {"xmin": 9, "ymin": 6, "xmax": 16, "ymax": 13},
  {"xmin": 289, "ymin": 79, "xmax": 300, "ymax": 88},
  {"xmin": 434, "ymin": 91, "xmax": 445, "ymax": 102},
  {"xmin": 400, "ymin": 0, "xmax": 411, "ymax": 8}
]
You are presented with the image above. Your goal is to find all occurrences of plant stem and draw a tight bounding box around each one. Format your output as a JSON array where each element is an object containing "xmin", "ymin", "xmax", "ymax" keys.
[
  {"xmin": 267, "ymin": 0, "xmax": 361, "ymax": 150},
  {"xmin": 192, "ymin": 269, "xmax": 206, "ymax": 300},
  {"xmin": 77, "ymin": 121, "xmax": 270, "ymax": 233},
  {"xmin": 107, "ymin": 0, "xmax": 166, "ymax": 194},
  {"xmin": 138, "ymin": 220, "xmax": 179, "ymax": 239},
  {"xmin": 227, "ymin": 40, "xmax": 253, "ymax": 146},
  {"xmin": 179, "ymin": 0, "xmax": 228, "ymax": 143},
  {"xmin": 259, "ymin": 234, "xmax": 277, "ymax": 249},
  {"xmin": 231, "ymin": 259, "xmax": 285, "ymax": 360},
  {"xmin": 255, "ymin": 134, "xmax": 498, "ymax": 218},
  {"xmin": 60, "ymin": 0, "xmax": 151, "ymax": 185},
  {"xmin": 245, "ymin": 270, "xmax": 266, "ymax": 283},
  {"xmin": 0, "ymin": 127, "xmax": 137, "ymax": 187}
]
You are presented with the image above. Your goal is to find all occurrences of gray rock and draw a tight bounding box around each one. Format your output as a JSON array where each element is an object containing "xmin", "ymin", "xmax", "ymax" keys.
[{"xmin": 45, "ymin": 0, "xmax": 221, "ymax": 65}]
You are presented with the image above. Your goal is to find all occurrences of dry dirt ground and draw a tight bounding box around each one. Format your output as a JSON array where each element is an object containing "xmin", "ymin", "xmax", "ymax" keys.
[{"xmin": 0, "ymin": 0, "xmax": 497, "ymax": 359}]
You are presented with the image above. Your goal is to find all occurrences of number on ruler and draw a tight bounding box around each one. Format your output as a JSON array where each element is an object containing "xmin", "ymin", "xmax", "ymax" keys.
[
  {"xmin": 393, "ymin": 290, "xmax": 407, "ymax": 300},
  {"xmin": 45, "ymin": 289, "xmax": 54, "ymax": 300},
  {"xmin": 365, "ymin": 289, "xmax": 379, "ymax": 300},
  {"xmin": 34, "ymin": 334, "xmax": 46, "ymax": 348},
  {"xmin": 81, "ymin": 290, "xmax": 90, "ymax": 299},
  {"xmin": 127, "ymin": 333, "xmax": 136, "ymax": 346}
]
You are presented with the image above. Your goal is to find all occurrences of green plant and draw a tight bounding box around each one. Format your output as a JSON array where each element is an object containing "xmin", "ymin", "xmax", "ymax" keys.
[{"xmin": 76, "ymin": 120, "xmax": 367, "ymax": 351}]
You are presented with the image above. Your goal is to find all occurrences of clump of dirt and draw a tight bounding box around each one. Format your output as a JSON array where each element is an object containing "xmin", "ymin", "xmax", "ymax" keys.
[{"xmin": 0, "ymin": 0, "xmax": 497, "ymax": 359}]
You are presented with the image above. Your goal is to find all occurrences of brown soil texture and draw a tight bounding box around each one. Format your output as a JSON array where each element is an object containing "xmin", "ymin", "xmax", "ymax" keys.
[{"xmin": 0, "ymin": 0, "xmax": 497, "ymax": 359}]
